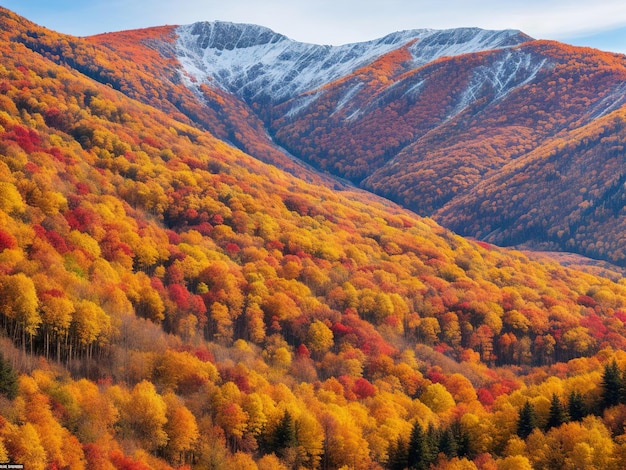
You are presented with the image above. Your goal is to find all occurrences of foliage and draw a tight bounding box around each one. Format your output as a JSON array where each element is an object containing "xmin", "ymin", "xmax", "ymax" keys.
[
  {"xmin": 267, "ymin": 37, "xmax": 626, "ymax": 267},
  {"xmin": 0, "ymin": 352, "xmax": 18, "ymax": 399},
  {"xmin": 1, "ymin": 6, "xmax": 626, "ymax": 469},
  {"xmin": 516, "ymin": 401, "xmax": 538, "ymax": 440}
]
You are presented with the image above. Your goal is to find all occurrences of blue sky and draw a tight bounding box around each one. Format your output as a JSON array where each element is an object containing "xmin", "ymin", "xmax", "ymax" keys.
[{"xmin": 4, "ymin": 0, "xmax": 626, "ymax": 53}]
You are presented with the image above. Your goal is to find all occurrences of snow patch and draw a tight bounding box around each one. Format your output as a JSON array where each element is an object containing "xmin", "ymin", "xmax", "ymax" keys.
[
  {"xmin": 284, "ymin": 92, "xmax": 322, "ymax": 119},
  {"xmin": 404, "ymin": 80, "xmax": 426, "ymax": 99},
  {"xmin": 449, "ymin": 51, "xmax": 549, "ymax": 119},
  {"xmin": 408, "ymin": 28, "xmax": 529, "ymax": 66},
  {"xmin": 587, "ymin": 82, "xmax": 626, "ymax": 120},
  {"xmin": 331, "ymin": 82, "xmax": 365, "ymax": 116},
  {"xmin": 174, "ymin": 22, "xmax": 530, "ymax": 105}
]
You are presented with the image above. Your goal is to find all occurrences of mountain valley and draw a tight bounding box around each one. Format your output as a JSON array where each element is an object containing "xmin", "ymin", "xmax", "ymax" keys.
[{"xmin": 73, "ymin": 19, "xmax": 626, "ymax": 266}]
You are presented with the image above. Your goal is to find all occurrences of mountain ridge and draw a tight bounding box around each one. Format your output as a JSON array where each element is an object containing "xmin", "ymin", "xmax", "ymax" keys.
[
  {"xmin": 175, "ymin": 22, "xmax": 531, "ymax": 103},
  {"xmin": 8, "ymin": 8, "xmax": 626, "ymax": 266},
  {"xmin": 81, "ymin": 19, "xmax": 626, "ymax": 267}
]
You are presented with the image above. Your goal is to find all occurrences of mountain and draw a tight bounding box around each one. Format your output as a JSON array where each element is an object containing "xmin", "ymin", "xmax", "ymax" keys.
[
  {"xmin": 77, "ymin": 19, "xmax": 626, "ymax": 267},
  {"xmin": 85, "ymin": 20, "xmax": 626, "ymax": 267},
  {"xmin": 175, "ymin": 22, "xmax": 529, "ymax": 103},
  {"xmin": 259, "ymin": 31, "xmax": 626, "ymax": 266},
  {"xmin": 4, "ymin": 7, "xmax": 626, "ymax": 469}
]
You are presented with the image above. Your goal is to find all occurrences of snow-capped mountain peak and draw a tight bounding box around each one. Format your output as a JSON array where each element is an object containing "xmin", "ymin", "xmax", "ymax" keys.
[
  {"xmin": 175, "ymin": 22, "xmax": 531, "ymax": 103},
  {"xmin": 184, "ymin": 21, "xmax": 288, "ymax": 51}
]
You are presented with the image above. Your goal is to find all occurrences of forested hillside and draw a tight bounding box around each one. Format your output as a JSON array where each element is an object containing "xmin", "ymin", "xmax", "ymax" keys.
[
  {"xmin": 3, "ymin": 6, "xmax": 626, "ymax": 469},
  {"xmin": 269, "ymin": 41, "xmax": 626, "ymax": 266},
  {"xmin": 16, "ymin": 10, "xmax": 626, "ymax": 266}
]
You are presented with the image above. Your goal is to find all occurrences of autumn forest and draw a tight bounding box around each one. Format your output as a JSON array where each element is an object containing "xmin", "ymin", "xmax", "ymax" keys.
[{"xmin": 3, "ymin": 6, "xmax": 626, "ymax": 470}]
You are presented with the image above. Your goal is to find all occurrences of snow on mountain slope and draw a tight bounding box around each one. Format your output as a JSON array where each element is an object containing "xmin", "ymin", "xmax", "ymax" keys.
[
  {"xmin": 447, "ymin": 50, "xmax": 549, "ymax": 120},
  {"xmin": 175, "ymin": 21, "xmax": 531, "ymax": 103},
  {"xmin": 406, "ymin": 28, "xmax": 532, "ymax": 67}
]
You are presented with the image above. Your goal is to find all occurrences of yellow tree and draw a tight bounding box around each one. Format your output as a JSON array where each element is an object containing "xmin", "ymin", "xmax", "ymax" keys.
[
  {"xmin": 306, "ymin": 320, "xmax": 334, "ymax": 357},
  {"xmin": 162, "ymin": 392, "xmax": 199, "ymax": 465},
  {"xmin": 417, "ymin": 317, "xmax": 441, "ymax": 345},
  {"xmin": 0, "ymin": 437, "xmax": 7, "ymax": 463},
  {"xmin": 19, "ymin": 375, "xmax": 80, "ymax": 468},
  {"xmin": 433, "ymin": 457, "xmax": 478, "ymax": 469},
  {"xmin": 0, "ymin": 273, "xmax": 40, "ymax": 350},
  {"xmin": 65, "ymin": 378, "xmax": 119, "ymax": 443},
  {"xmin": 227, "ymin": 451, "xmax": 258, "ymax": 470},
  {"xmin": 294, "ymin": 410, "xmax": 324, "ymax": 469},
  {"xmin": 525, "ymin": 416, "xmax": 617, "ymax": 469},
  {"xmin": 497, "ymin": 455, "xmax": 532, "ymax": 470},
  {"xmin": 244, "ymin": 302, "xmax": 266, "ymax": 343},
  {"xmin": 134, "ymin": 285, "xmax": 165, "ymax": 323},
  {"xmin": 0, "ymin": 181, "xmax": 25, "ymax": 214},
  {"xmin": 211, "ymin": 301, "xmax": 233, "ymax": 342},
  {"xmin": 1, "ymin": 422, "xmax": 47, "ymax": 470},
  {"xmin": 72, "ymin": 299, "xmax": 110, "ymax": 361},
  {"xmin": 320, "ymin": 405, "xmax": 371, "ymax": 469},
  {"xmin": 152, "ymin": 348, "xmax": 218, "ymax": 394},
  {"xmin": 420, "ymin": 383, "xmax": 455, "ymax": 414},
  {"xmin": 123, "ymin": 380, "xmax": 168, "ymax": 451},
  {"xmin": 257, "ymin": 453, "xmax": 289, "ymax": 470},
  {"xmin": 39, "ymin": 293, "xmax": 74, "ymax": 361},
  {"xmin": 242, "ymin": 392, "xmax": 268, "ymax": 438}
]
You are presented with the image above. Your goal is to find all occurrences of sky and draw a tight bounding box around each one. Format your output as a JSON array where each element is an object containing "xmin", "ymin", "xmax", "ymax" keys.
[{"xmin": 3, "ymin": 0, "xmax": 626, "ymax": 54}]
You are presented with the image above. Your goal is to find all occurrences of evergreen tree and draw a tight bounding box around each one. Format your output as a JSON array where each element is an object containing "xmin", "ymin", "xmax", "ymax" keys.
[
  {"xmin": 0, "ymin": 352, "xmax": 17, "ymax": 400},
  {"xmin": 424, "ymin": 424, "xmax": 440, "ymax": 466},
  {"xmin": 407, "ymin": 422, "xmax": 427, "ymax": 470},
  {"xmin": 387, "ymin": 437, "xmax": 408, "ymax": 470},
  {"xmin": 568, "ymin": 390, "xmax": 587, "ymax": 422},
  {"xmin": 272, "ymin": 410, "xmax": 297, "ymax": 455},
  {"xmin": 517, "ymin": 401, "xmax": 538, "ymax": 439},
  {"xmin": 260, "ymin": 410, "xmax": 297, "ymax": 457},
  {"xmin": 438, "ymin": 427, "xmax": 458, "ymax": 458},
  {"xmin": 545, "ymin": 393, "xmax": 569, "ymax": 430},
  {"xmin": 600, "ymin": 359, "xmax": 622, "ymax": 410},
  {"xmin": 621, "ymin": 367, "xmax": 626, "ymax": 404},
  {"xmin": 450, "ymin": 420, "xmax": 471, "ymax": 458}
]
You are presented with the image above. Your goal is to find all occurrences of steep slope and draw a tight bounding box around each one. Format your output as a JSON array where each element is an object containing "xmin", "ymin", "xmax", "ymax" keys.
[
  {"xmin": 358, "ymin": 42, "xmax": 626, "ymax": 265},
  {"xmin": 271, "ymin": 39, "xmax": 626, "ymax": 187},
  {"xmin": 436, "ymin": 104, "xmax": 626, "ymax": 263},
  {"xmin": 273, "ymin": 41, "xmax": 546, "ymax": 181},
  {"xmin": 169, "ymin": 21, "xmax": 626, "ymax": 266},
  {"xmin": 5, "ymin": 6, "xmax": 626, "ymax": 469},
  {"xmin": 266, "ymin": 36, "xmax": 626, "ymax": 266},
  {"xmin": 11, "ymin": 14, "xmax": 322, "ymax": 181},
  {"xmin": 29, "ymin": 17, "xmax": 626, "ymax": 266}
]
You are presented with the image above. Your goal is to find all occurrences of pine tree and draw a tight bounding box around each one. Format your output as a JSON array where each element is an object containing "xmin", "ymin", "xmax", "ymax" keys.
[
  {"xmin": 387, "ymin": 437, "xmax": 408, "ymax": 470},
  {"xmin": 438, "ymin": 427, "xmax": 458, "ymax": 458},
  {"xmin": 407, "ymin": 422, "xmax": 427, "ymax": 470},
  {"xmin": 600, "ymin": 359, "xmax": 622, "ymax": 410},
  {"xmin": 517, "ymin": 401, "xmax": 538, "ymax": 439},
  {"xmin": 568, "ymin": 390, "xmax": 587, "ymax": 422},
  {"xmin": 545, "ymin": 393, "xmax": 569, "ymax": 430},
  {"xmin": 272, "ymin": 410, "xmax": 297, "ymax": 457},
  {"xmin": 424, "ymin": 424, "xmax": 440, "ymax": 466},
  {"xmin": 0, "ymin": 352, "xmax": 17, "ymax": 400},
  {"xmin": 450, "ymin": 420, "xmax": 471, "ymax": 458}
]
